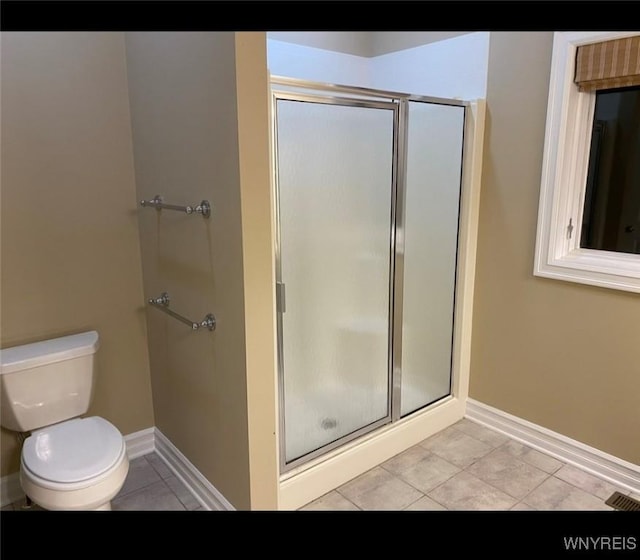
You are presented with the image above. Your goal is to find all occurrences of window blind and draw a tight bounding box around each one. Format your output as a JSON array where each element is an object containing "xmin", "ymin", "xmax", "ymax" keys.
[{"xmin": 574, "ymin": 35, "xmax": 640, "ymax": 92}]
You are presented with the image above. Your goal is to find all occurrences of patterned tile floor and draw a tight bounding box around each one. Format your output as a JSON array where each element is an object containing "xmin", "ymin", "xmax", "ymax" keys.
[{"xmin": 3, "ymin": 419, "xmax": 638, "ymax": 511}]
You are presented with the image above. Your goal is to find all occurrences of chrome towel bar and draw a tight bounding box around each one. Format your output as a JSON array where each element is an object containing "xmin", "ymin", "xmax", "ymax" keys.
[
  {"xmin": 140, "ymin": 195, "xmax": 211, "ymax": 218},
  {"xmin": 148, "ymin": 292, "xmax": 216, "ymax": 331}
]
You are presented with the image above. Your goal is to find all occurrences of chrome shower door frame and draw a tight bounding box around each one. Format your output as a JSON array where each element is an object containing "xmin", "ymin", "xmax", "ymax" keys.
[{"xmin": 271, "ymin": 76, "xmax": 467, "ymax": 474}]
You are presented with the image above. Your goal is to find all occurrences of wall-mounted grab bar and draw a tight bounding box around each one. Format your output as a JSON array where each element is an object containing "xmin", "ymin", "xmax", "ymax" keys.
[
  {"xmin": 140, "ymin": 195, "xmax": 211, "ymax": 218},
  {"xmin": 148, "ymin": 292, "xmax": 216, "ymax": 331}
]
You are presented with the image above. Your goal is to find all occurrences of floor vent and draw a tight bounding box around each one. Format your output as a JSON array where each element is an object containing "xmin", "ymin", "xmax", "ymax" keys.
[{"xmin": 605, "ymin": 491, "xmax": 640, "ymax": 511}]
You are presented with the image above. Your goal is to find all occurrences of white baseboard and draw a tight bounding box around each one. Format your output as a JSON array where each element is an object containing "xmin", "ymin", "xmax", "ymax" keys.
[
  {"xmin": 154, "ymin": 428, "xmax": 235, "ymax": 511},
  {"xmin": 125, "ymin": 427, "xmax": 156, "ymax": 459},
  {"xmin": 466, "ymin": 399, "xmax": 640, "ymax": 494},
  {"xmin": 1, "ymin": 473, "xmax": 22, "ymax": 508},
  {"xmin": 1, "ymin": 425, "xmax": 234, "ymax": 510}
]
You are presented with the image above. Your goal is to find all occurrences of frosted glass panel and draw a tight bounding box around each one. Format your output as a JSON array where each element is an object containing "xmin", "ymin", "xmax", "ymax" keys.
[
  {"xmin": 277, "ymin": 99, "xmax": 394, "ymax": 464},
  {"xmin": 401, "ymin": 102, "xmax": 464, "ymax": 416}
]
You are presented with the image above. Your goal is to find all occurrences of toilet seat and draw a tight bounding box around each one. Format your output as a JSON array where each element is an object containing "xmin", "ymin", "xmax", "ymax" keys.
[{"xmin": 22, "ymin": 416, "xmax": 126, "ymax": 490}]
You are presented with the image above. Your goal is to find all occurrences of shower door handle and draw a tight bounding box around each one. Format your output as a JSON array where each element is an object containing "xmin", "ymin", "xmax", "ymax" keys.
[{"xmin": 277, "ymin": 282, "xmax": 286, "ymax": 313}]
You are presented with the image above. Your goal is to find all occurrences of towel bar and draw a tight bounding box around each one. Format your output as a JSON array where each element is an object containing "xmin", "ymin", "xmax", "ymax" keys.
[
  {"xmin": 147, "ymin": 292, "xmax": 216, "ymax": 331},
  {"xmin": 140, "ymin": 195, "xmax": 211, "ymax": 218}
]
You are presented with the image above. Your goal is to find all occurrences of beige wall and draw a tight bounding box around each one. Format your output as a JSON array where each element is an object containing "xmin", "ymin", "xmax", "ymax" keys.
[
  {"xmin": 125, "ymin": 32, "xmax": 276, "ymax": 510},
  {"xmin": 470, "ymin": 32, "xmax": 640, "ymax": 464},
  {"xmin": 0, "ymin": 32, "xmax": 155, "ymax": 476}
]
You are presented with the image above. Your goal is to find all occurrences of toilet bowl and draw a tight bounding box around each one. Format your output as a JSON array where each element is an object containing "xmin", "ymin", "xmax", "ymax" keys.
[
  {"xmin": 0, "ymin": 331, "xmax": 130, "ymax": 510},
  {"xmin": 20, "ymin": 416, "xmax": 129, "ymax": 511}
]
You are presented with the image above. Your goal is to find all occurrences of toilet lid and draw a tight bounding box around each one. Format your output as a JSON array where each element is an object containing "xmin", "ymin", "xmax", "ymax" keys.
[{"xmin": 22, "ymin": 416, "xmax": 125, "ymax": 484}]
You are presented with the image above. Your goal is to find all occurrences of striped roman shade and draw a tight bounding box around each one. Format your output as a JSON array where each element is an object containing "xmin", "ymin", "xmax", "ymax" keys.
[{"xmin": 574, "ymin": 35, "xmax": 640, "ymax": 92}]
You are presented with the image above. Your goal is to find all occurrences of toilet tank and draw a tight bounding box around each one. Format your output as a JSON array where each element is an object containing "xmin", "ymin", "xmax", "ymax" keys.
[{"xmin": 0, "ymin": 331, "xmax": 99, "ymax": 432}]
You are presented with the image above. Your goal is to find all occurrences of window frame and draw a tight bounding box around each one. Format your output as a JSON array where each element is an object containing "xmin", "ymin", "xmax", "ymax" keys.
[{"xmin": 534, "ymin": 31, "xmax": 640, "ymax": 294}]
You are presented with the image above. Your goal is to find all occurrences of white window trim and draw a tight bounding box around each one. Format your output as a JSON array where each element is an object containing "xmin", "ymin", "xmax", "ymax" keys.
[{"xmin": 534, "ymin": 31, "xmax": 640, "ymax": 294}]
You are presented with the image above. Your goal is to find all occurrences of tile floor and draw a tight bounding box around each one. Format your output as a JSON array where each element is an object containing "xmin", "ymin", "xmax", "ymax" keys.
[
  {"xmin": 3, "ymin": 418, "xmax": 638, "ymax": 511},
  {"xmin": 300, "ymin": 419, "xmax": 637, "ymax": 511}
]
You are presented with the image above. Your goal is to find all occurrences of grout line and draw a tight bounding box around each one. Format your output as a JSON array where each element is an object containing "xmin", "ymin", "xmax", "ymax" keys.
[
  {"xmin": 451, "ymin": 419, "xmax": 511, "ymax": 450},
  {"xmin": 376, "ymin": 448, "xmax": 462, "ymax": 499},
  {"xmin": 403, "ymin": 492, "xmax": 449, "ymax": 511},
  {"xmin": 116, "ymin": 454, "xmax": 168, "ymax": 499},
  {"xmin": 402, "ymin": 492, "xmax": 423, "ymax": 509},
  {"xmin": 306, "ymin": 488, "xmax": 362, "ymax": 511},
  {"xmin": 145, "ymin": 453, "xmax": 167, "ymax": 478},
  {"xmin": 511, "ymin": 472, "xmax": 553, "ymax": 507},
  {"xmin": 461, "ymin": 442, "xmax": 557, "ymax": 504},
  {"xmin": 402, "ymin": 493, "xmax": 428, "ymax": 510},
  {"xmin": 386, "ymin": 426, "xmax": 514, "ymax": 508},
  {"xmin": 159, "ymin": 477, "xmax": 188, "ymax": 511},
  {"xmin": 547, "ymin": 472, "xmax": 615, "ymax": 508},
  {"xmin": 146, "ymin": 452, "xmax": 173, "ymax": 479},
  {"xmin": 420, "ymin": 432, "xmax": 559, "ymax": 509},
  {"xmin": 166, "ymin": 475, "xmax": 200, "ymax": 511},
  {"xmin": 389, "ymin": 464, "xmax": 460, "ymax": 502},
  {"xmin": 494, "ymin": 439, "xmax": 565, "ymax": 475}
]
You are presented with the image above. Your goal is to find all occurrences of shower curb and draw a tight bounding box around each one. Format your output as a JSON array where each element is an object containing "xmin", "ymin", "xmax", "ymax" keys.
[{"xmin": 466, "ymin": 399, "xmax": 640, "ymax": 495}]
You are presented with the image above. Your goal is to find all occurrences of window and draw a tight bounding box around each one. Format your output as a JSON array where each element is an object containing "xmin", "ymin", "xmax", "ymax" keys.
[
  {"xmin": 534, "ymin": 32, "xmax": 640, "ymax": 293},
  {"xmin": 581, "ymin": 86, "xmax": 640, "ymax": 255}
]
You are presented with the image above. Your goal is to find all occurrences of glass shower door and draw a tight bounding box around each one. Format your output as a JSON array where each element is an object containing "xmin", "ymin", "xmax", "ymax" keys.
[
  {"xmin": 399, "ymin": 101, "xmax": 465, "ymax": 416},
  {"xmin": 275, "ymin": 95, "xmax": 396, "ymax": 467}
]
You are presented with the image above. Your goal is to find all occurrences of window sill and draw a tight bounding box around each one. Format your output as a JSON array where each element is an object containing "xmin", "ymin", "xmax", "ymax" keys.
[{"xmin": 536, "ymin": 248, "xmax": 640, "ymax": 293}]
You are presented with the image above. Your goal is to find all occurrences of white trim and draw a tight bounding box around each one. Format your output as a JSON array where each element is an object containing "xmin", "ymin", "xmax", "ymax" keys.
[
  {"xmin": 534, "ymin": 31, "xmax": 640, "ymax": 294},
  {"xmin": 124, "ymin": 426, "xmax": 155, "ymax": 459},
  {"xmin": 466, "ymin": 399, "xmax": 640, "ymax": 494},
  {"xmin": 1, "ymin": 473, "xmax": 23, "ymax": 508},
  {"xmin": 154, "ymin": 428, "xmax": 235, "ymax": 511},
  {"xmin": 1, "ymin": 425, "xmax": 235, "ymax": 510}
]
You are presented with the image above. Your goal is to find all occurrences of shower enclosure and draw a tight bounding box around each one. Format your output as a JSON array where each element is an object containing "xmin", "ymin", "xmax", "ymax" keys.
[{"xmin": 272, "ymin": 77, "xmax": 467, "ymax": 472}]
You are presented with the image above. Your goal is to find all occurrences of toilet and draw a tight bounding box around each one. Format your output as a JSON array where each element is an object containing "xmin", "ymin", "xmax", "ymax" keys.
[{"xmin": 0, "ymin": 331, "xmax": 129, "ymax": 510}]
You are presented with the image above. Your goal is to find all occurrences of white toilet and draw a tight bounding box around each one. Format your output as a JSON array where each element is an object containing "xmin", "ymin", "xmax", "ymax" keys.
[{"xmin": 0, "ymin": 331, "xmax": 129, "ymax": 510}]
